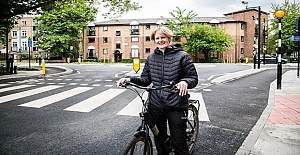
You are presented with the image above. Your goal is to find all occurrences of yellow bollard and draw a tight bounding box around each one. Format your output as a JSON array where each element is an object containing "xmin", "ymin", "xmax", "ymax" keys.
[
  {"xmin": 133, "ymin": 57, "xmax": 140, "ymax": 73},
  {"xmin": 78, "ymin": 57, "xmax": 81, "ymax": 64},
  {"xmin": 41, "ymin": 59, "xmax": 46, "ymax": 75},
  {"xmin": 245, "ymin": 58, "xmax": 249, "ymax": 64},
  {"xmin": 67, "ymin": 58, "xmax": 70, "ymax": 64}
]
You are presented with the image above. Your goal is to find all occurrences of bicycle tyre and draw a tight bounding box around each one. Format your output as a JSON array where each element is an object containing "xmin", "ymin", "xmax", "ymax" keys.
[
  {"xmin": 187, "ymin": 104, "xmax": 199, "ymax": 154},
  {"xmin": 122, "ymin": 135, "xmax": 153, "ymax": 155}
]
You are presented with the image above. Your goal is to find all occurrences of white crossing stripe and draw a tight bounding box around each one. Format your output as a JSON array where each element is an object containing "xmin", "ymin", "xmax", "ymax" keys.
[
  {"xmin": 189, "ymin": 92, "xmax": 210, "ymax": 121},
  {"xmin": 19, "ymin": 87, "xmax": 92, "ymax": 108},
  {"xmin": 0, "ymin": 85, "xmax": 34, "ymax": 93},
  {"xmin": 0, "ymin": 84, "xmax": 10, "ymax": 87},
  {"xmin": 64, "ymin": 89, "xmax": 126, "ymax": 112},
  {"xmin": 117, "ymin": 92, "xmax": 148, "ymax": 116},
  {"xmin": 0, "ymin": 85, "xmax": 62, "ymax": 104},
  {"xmin": 117, "ymin": 92, "xmax": 210, "ymax": 121}
]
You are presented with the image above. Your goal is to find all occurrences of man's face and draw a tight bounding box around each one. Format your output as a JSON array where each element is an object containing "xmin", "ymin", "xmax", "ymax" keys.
[{"xmin": 154, "ymin": 32, "xmax": 170, "ymax": 51}]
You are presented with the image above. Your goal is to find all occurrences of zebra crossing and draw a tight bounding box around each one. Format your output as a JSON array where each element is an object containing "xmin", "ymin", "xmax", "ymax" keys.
[
  {"xmin": 3, "ymin": 77, "xmax": 115, "ymax": 87},
  {"xmin": 0, "ymin": 83, "xmax": 210, "ymax": 121}
]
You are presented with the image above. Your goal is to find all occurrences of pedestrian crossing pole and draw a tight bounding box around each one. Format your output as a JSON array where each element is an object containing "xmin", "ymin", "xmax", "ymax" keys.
[
  {"xmin": 274, "ymin": 10, "xmax": 285, "ymax": 89},
  {"xmin": 41, "ymin": 59, "xmax": 46, "ymax": 76}
]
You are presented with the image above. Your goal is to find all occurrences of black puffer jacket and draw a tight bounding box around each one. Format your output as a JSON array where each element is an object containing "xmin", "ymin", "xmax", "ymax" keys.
[{"xmin": 130, "ymin": 45, "xmax": 198, "ymax": 111}]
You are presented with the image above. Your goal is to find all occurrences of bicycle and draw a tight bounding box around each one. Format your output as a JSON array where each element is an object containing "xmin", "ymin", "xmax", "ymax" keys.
[{"xmin": 121, "ymin": 81, "xmax": 200, "ymax": 155}]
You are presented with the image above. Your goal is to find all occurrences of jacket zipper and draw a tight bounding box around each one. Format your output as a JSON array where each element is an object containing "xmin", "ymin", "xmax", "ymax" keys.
[{"xmin": 160, "ymin": 52, "xmax": 165, "ymax": 110}]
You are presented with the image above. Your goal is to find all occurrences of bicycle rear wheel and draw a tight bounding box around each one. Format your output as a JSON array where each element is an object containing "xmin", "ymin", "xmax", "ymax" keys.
[
  {"xmin": 187, "ymin": 104, "xmax": 199, "ymax": 154},
  {"xmin": 122, "ymin": 135, "xmax": 153, "ymax": 155}
]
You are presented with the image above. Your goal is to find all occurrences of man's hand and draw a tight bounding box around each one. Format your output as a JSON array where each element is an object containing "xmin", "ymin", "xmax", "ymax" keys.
[
  {"xmin": 176, "ymin": 81, "xmax": 188, "ymax": 96},
  {"xmin": 116, "ymin": 78, "xmax": 130, "ymax": 87}
]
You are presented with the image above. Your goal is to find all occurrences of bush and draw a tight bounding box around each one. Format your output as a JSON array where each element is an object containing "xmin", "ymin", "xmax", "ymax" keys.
[{"xmin": 17, "ymin": 67, "xmax": 39, "ymax": 71}]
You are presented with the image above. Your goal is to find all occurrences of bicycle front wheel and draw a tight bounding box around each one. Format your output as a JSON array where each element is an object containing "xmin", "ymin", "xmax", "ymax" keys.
[
  {"xmin": 187, "ymin": 104, "xmax": 199, "ymax": 154},
  {"xmin": 122, "ymin": 136, "xmax": 153, "ymax": 155}
]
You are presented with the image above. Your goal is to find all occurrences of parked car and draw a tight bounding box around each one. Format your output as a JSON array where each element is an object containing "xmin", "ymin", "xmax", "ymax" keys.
[{"xmin": 257, "ymin": 54, "xmax": 288, "ymax": 64}]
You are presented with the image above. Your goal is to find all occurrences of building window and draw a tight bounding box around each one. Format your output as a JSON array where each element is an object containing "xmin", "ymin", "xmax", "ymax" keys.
[
  {"xmin": 145, "ymin": 36, "xmax": 150, "ymax": 41},
  {"xmin": 12, "ymin": 42, "xmax": 17, "ymax": 51},
  {"xmin": 172, "ymin": 36, "xmax": 181, "ymax": 42},
  {"xmin": 103, "ymin": 48, "xmax": 108, "ymax": 55},
  {"xmin": 145, "ymin": 48, "xmax": 150, "ymax": 53},
  {"xmin": 131, "ymin": 48, "xmax": 139, "ymax": 58},
  {"xmin": 116, "ymin": 43, "xmax": 121, "ymax": 49},
  {"xmin": 103, "ymin": 37, "xmax": 108, "ymax": 43},
  {"xmin": 88, "ymin": 38, "xmax": 95, "ymax": 43},
  {"xmin": 12, "ymin": 31, "xmax": 17, "ymax": 38},
  {"xmin": 103, "ymin": 26, "xmax": 108, "ymax": 31},
  {"xmin": 131, "ymin": 37, "xmax": 139, "ymax": 42},
  {"xmin": 22, "ymin": 41, "xmax": 27, "ymax": 50},
  {"xmin": 33, "ymin": 19, "xmax": 38, "ymax": 26},
  {"xmin": 241, "ymin": 36, "xmax": 244, "ymax": 42},
  {"xmin": 131, "ymin": 25, "xmax": 139, "ymax": 35},
  {"xmin": 88, "ymin": 27, "xmax": 96, "ymax": 36},
  {"xmin": 13, "ymin": 42, "xmax": 17, "ymax": 47},
  {"xmin": 116, "ymin": 30, "xmax": 121, "ymax": 36},
  {"xmin": 241, "ymin": 48, "xmax": 244, "ymax": 54},
  {"xmin": 146, "ymin": 24, "xmax": 150, "ymax": 29},
  {"xmin": 21, "ymin": 31, "xmax": 27, "ymax": 38},
  {"xmin": 21, "ymin": 21, "xmax": 26, "ymax": 26},
  {"xmin": 241, "ymin": 23, "xmax": 245, "ymax": 30}
]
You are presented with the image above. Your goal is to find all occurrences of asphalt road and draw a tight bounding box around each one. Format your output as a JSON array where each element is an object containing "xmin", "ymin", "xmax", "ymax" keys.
[
  {"xmin": 195, "ymin": 69, "xmax": 289, "ymax": 155},
  {"xmin": 0, "ymin": 64, "xmax": 291, "ymax": 155}
]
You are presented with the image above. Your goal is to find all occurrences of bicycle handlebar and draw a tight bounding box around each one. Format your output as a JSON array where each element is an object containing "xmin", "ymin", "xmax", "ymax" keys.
[{"xmin": 121, "ymin": 81, "xmax": 176, "ymax": 92}]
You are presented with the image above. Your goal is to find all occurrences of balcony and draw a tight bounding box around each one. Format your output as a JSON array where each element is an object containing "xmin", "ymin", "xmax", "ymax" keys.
[
  {"xmin": 87, "ymin": 30, "xmax": 96, "ymax": 36},
  {"xmin": 131, "ymin": 29, "xmax": 139, "ymax": 35}
]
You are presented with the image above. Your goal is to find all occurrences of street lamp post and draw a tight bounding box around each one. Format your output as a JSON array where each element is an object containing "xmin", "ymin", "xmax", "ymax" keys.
[
  {"xmin": 274, "ymin": 10, "xmax": 285, "ymax": 89},
  {"xmin": 263, "ymin": 18, "xmax": 267, "ymax": 65},
  {"xmin": 242, "ymin": 1, "xmax": 261, "ymax": 69},
  {"xmin": 257, "ymin": 6, "xmax": 261, "ymax": 69}
]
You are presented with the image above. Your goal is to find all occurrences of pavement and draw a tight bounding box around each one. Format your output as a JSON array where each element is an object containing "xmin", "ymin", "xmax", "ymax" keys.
[
  {"xmin": 0, "ymin": 63, "xmax": 73, "ymax": 80},
  {"xmin": 0, "ymin": 63, "xmax": 299, "ymax": 155}
]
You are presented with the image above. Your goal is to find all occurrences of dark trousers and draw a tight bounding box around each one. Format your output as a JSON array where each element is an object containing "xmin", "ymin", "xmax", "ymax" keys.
[{"xmin": 150, "ymin": 107, "xmax": 189, "ymax": 155}]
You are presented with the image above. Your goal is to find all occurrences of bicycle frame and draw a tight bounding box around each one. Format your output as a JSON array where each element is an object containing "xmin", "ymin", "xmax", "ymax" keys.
[
  {"xmin": 123, "ymin": 82, "xmax": 175, "ymax": 153},
  {"xmin": 122, "ymin": 82, "xmax": 200, "ymax": 154}
]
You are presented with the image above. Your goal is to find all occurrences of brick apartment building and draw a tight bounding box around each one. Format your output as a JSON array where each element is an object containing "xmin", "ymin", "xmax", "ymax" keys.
[
  {"xmin": 84, "ymin": 8, "xmax": 268, "ymax": 63},
  {"xmin": 4, "ymin": 8, "xmax": 268, "ymax": 63}
]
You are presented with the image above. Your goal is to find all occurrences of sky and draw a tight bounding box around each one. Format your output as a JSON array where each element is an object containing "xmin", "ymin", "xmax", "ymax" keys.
[{"xmin": 96, "ymin": 0, "xmax": 290, "ymax": 22}]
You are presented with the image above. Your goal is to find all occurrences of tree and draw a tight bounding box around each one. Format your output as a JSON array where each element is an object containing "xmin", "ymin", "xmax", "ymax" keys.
[
  {"xmin": 36, "ymin": 0, "xmax": 140, "ymax": 58},
  {"xmin": 268, "ymin": 0, "xmax": 300, "ymax": 56},
  {"xmin": 36, "ymin": 0, "xmax": 98, "ymax": 58},
  {"xmin": 183, "ymin": 24, "xmax": 234, "ymax": 61},
  {"xmin": 0, "ymin": 0, "xmax": 140, "ymax": 52},
  {"xmin": 165, "ymin": 7, "xmax": 234, "ymax": 61},
  {"xmin": 0, "ymin": 0, "xmax": 58, "ymax": 20}
]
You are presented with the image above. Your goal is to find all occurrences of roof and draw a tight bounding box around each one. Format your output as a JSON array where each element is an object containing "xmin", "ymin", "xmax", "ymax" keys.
[
  {"xmin": 94, "ymin": 16, "xmax": 242, "ymax": 26},
  {"xmin": 224, "ymin": 8, "xmax": 268, "ymax": 16}
]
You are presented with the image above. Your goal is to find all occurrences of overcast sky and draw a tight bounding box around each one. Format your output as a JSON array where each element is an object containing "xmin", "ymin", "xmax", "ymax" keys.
[{"xmin": 96, "ymin": 0, "xmax": 289, "ymax": 21}]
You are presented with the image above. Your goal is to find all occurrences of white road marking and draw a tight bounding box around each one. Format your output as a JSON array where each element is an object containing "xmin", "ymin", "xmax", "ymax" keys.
[
  {"xmin": 64, "ymin": 89, "xmax": 126, "ymax": 112},
  {"xmin": 0, "ymin": 85, "xmax": 34, "ymax": 93},
  {"xmin": 0, "ymin": 84, "xmax": 11, "ymax": 88},
  {"xmin": 189, "ymin": 92, "xmax": 210, "ymax": 121},
  {"xmin": 19, "ymin": 87, "xmax": 92, "ymax": 108},
  {"xmin": 0, "ymin": 85, "xmax": 61, "ymax": 104},
  {"xmin": 117, "ymin": 92, "xmax": 148, "ymax": 116},
  {"xmin": 117, "ymin": 92, "xmax": 210, "ymax": 121},
  {"xmin": 92, "ymin": 84, "xmax": 101, "ymax": 87}
]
